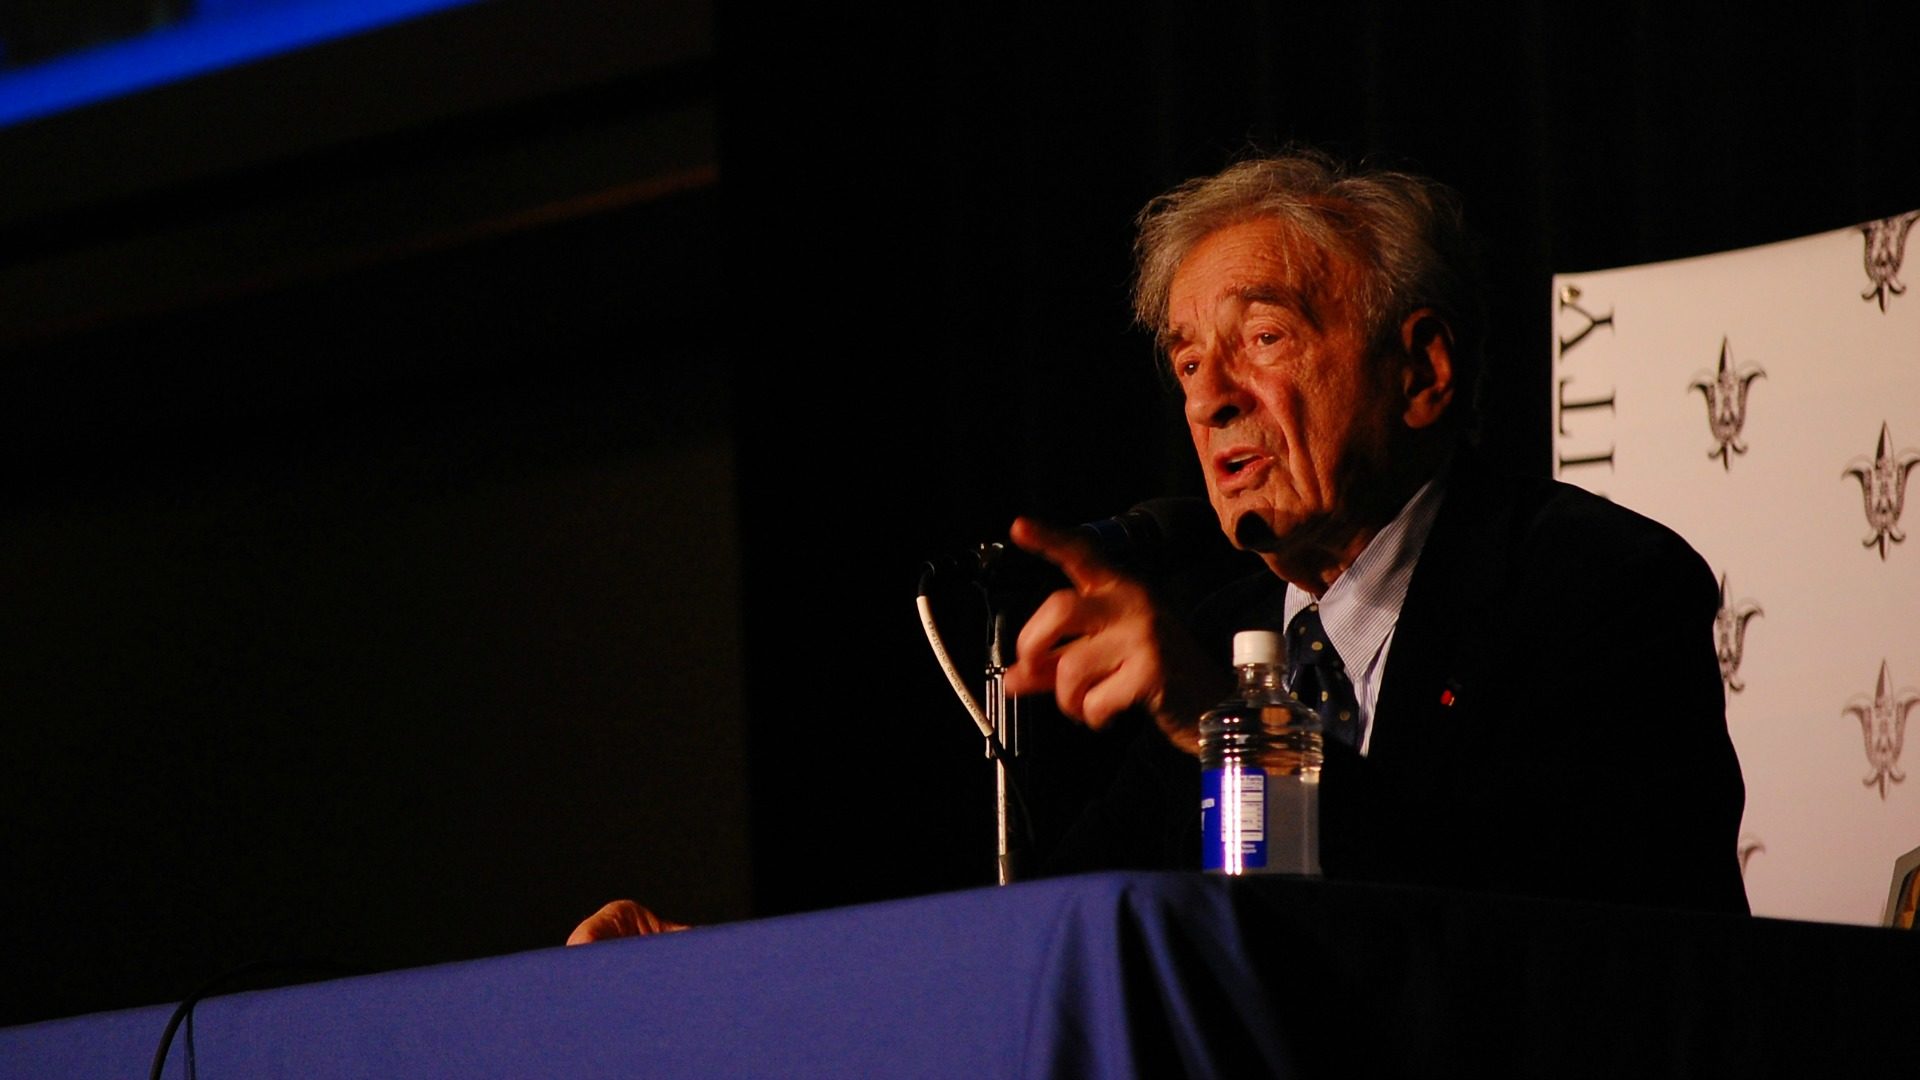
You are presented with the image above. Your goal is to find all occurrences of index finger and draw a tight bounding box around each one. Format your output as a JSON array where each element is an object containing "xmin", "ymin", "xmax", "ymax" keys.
[{"xmin": 1009, "ymin": 516, "xmax": 1121, "ymax": 592}]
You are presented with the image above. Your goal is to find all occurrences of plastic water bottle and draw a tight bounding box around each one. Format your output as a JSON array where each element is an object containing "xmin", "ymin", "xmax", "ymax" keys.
[{"xmin": 1199, "ymin": 629, "xmax": 1324, "ymax": 876}]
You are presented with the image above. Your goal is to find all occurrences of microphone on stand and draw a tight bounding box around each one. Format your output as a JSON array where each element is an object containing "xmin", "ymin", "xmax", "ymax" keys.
[
  {"xmin": 1076, "ymin": 496, "xmax": 1229, "ymax": 577},
  {"xmin": 923, "ymin": 496, "xmax": 1242, "ymax": 597},
  {"xmin": 915, "ymin": 496, "xmax": 1259, "ymax": 886}
]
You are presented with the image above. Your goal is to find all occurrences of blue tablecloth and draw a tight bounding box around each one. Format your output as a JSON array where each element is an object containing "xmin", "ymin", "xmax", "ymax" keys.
[{"xmin": 4, "ymin": 872, "xmax": 1914, "ymax": 1078}]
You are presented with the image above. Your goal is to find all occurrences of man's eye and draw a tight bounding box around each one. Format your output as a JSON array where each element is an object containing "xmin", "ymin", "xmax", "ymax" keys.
[
  {"xmin": 1253, "ymin": 331, "xmax": 1282, "ymax": 347},
  {"xmin": 1176, "ymin": 359, "xmax": 1199, "ymax": 377}
]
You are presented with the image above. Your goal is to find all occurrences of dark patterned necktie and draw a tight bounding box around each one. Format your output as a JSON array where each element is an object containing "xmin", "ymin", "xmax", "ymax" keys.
[{"xmin": 1287, "ymin": 603, "xmax": 1363, "ymax": 749}]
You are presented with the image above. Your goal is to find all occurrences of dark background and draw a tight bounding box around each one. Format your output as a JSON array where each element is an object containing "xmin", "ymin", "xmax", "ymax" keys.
[{"xmin": 1, "ymin": 0, "xmax": 1914, "ymax": 1026}]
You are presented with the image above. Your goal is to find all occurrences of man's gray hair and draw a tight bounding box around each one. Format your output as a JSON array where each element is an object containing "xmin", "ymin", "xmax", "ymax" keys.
[{"xmin": 1132, "ymin": 149, "xmax": 1484, "ymax": 411}]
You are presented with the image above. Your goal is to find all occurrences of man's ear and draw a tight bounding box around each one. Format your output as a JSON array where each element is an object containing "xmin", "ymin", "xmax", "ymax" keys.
[{"xmin": 1397, "ymin": 308, "xmax": 1456, "ymax": 430}]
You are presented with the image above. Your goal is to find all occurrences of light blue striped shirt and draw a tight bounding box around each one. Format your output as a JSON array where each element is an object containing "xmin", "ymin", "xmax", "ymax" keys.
[{"xmin": 1283, "ymin": 470, "xmax": 1448, "ymax": 756}]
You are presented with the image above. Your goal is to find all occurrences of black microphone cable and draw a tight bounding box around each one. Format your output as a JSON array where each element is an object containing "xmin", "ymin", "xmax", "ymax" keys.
[{"xmin": 150, "ymin": 957, "xmax": 362, "ymax": 1080}]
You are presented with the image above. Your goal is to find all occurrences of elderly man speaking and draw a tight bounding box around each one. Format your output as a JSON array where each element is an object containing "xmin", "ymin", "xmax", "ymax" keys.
[
  {"xmin": 571, "ymin": 150, "xmax": 1748, "ymax": 944},
  {"xmin": 1005, "ymin": 150, "xmax": 1748, "ymax": 915}
]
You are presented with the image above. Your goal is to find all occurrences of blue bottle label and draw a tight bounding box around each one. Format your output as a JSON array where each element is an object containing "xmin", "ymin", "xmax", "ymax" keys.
[{"xmin": 1201, "ymin": 764, "xmax": 1266, "ymax": 872}]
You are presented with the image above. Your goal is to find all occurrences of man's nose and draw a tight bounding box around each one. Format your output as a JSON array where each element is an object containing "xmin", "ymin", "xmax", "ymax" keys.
[{"xmin": 1183, "ymin": 357, "xmax": 1252, "ymax": 428}]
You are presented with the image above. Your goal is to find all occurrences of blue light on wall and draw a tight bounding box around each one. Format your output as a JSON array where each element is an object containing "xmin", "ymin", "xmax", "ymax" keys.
[{"xmin": 0, "ymin": 0, "xmax": 485, "ymax": 129}]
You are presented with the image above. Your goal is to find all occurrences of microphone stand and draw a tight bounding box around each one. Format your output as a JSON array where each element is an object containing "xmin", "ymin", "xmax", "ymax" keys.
[
  {"xmin": 915, "ymin": 542, "xmax": 1033, "ymax": 888},
  {"xmin": 985, "ymin": 605, "xmax": 1019, "ymax": 886},
  {"xmin": 976, "ymin": 542, "xmax": 1027, "ymax": 886}
]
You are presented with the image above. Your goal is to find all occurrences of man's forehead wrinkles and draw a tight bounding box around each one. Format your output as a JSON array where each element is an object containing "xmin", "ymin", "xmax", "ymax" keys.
[
  {"xmin": 1235, "ymin": 229, "xmax": 1339, "ymax": 330},
  {"xmin": 1232, "ymin": 281, "xmax": 1323, "ymax": 332},
  {"xmin": 1166, "ymin": 283, "xmax": 1298, "ymax": 347},
  {"xmin": 1165, "ymin": 224, "xmax": 1330, "ymax": 347},
  {"xmin": 1231, "ymin": 283, "xmax": 1299, "ymax": 309}
]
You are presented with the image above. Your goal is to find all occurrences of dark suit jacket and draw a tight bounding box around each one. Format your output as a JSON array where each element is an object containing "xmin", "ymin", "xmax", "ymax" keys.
[{"xmin": 1050, "ymin": 458, "xmax": 1751, "ymax": 915}]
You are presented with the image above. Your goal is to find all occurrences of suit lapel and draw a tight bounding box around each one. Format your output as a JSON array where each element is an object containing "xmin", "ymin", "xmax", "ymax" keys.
[{"xmin": 1366, "ymin": 459, "xmax": 1513, "ymax": 765}]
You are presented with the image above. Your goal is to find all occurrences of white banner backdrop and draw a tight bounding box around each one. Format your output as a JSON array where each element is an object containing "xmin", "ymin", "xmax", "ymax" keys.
[{"xmin": 1552, "ymin": 212, "xmax": 1920, "ymax": 925}]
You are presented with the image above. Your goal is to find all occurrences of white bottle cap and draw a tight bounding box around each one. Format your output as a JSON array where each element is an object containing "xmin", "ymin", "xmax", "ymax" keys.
[{"xmin": 1231, "ymin": 629, "xmax": 1281, "ymax": 667}]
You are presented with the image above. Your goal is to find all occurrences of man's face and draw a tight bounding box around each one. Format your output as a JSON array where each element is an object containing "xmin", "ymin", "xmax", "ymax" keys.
[{"xmin": 1163, "ymin": 216, "xmax": 1403, "ymax": 569}]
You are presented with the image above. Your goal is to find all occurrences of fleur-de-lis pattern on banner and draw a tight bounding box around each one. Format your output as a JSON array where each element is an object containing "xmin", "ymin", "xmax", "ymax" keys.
[
  {"xmin": 1690, "ymin": 338, "xmax": 1764, "ymax": 471},
  {"xmin": 1860, "ymin": 211, "xmax": 1920, "ymax": 312},
  {"xmin": 1843, "ymin": 423, "xmax": 1920, "ymax": 560},
  {"xmin": 1843, "ymin": 661, "xmax": 1916, "ymax": 800},
  {"xmin": 1712, "ymin": 574, "xmax": 1762, "ymax": 693}
]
